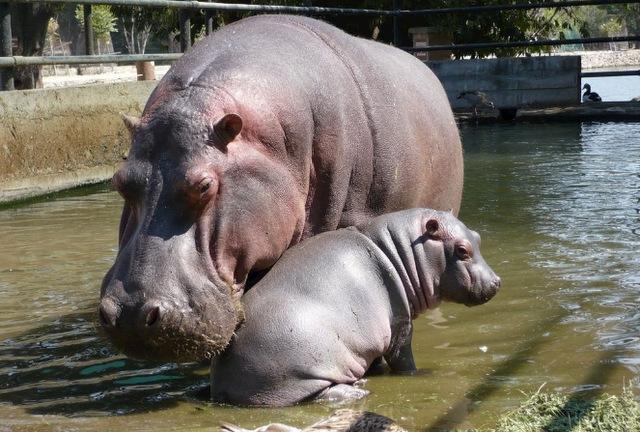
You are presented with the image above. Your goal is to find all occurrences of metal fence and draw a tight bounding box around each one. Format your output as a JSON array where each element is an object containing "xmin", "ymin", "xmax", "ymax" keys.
[{"xmin": 2, "ymin": 0, "xmax": 640, "ymax": 90}]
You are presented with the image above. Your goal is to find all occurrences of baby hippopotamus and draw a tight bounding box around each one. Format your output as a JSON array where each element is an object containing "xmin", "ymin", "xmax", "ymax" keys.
[{"xmin": 211, "ymin": 209, "xmax": 500, "ymax": 406}]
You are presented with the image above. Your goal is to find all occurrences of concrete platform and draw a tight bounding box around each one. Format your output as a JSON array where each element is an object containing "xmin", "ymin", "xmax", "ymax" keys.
[{"xmin": 455, "ymin": 101, "xmax": 640, "ymax": 123}]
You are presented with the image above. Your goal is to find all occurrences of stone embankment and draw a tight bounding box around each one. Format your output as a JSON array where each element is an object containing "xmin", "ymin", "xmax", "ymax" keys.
[
  {"xmin": 555, "ymin": 49, "xmax": 640, "ymax": 69},
  {"xmin": 0, "ymin": 81, "xmax": 156, "ymax": 204}
]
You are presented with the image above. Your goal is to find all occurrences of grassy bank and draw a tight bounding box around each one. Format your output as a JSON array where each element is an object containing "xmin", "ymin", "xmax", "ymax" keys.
[{"xmin": 489, "ymin": 388, "xmax": 640, "ymax": 432}]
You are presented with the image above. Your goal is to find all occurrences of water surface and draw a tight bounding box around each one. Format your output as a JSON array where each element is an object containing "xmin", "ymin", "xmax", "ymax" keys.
[{"xmin": 1, "ymin": 121, "xmax": 639, "ymax": 431}]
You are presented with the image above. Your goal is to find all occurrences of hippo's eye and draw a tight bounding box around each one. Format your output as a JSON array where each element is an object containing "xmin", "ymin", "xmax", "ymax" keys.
[
  {"xmin": 113, "ymin": 169, "xmax": 144, "ymax": 202},
  {"xmin": 199, "ymin": 179, "xmax": 212, "ymax": 194},
  {"xmin": 455, "ymin": 242, "xmax": 472, "ymax": 260}
]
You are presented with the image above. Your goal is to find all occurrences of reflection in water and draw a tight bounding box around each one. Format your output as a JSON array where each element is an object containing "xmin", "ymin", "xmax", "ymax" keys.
[
  {"xmin": 0, "ymin": 312, "xmax": 207, "ymax": 416},
  {"xmin": 0, "ymin": 121, "xmax": 639, "ymax": 430}
]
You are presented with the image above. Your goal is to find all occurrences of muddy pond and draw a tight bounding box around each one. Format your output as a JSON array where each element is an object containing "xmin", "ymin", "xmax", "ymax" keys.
[{"xmin": 1, "ymin": 121, "xmax": 639, "ymax": 431}]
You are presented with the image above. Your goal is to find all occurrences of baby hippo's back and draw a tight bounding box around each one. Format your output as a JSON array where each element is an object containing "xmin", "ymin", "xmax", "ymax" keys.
[{"xmin": 210, "ymin": 229, "xmax": 397, "ymax": 406}]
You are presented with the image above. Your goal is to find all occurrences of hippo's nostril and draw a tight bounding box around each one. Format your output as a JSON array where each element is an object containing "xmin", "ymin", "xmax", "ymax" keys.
[
  {"xmin": 99, "ymin": 307, "xmax": 109, "ymax": 326},
  {"xmin": 98, "ymin": 300, "xmax": 118, "ymax": 328},
  {"xmin": 492, "ymin": 276, "xmax": 501, "ymax": 289},
  {"xmin": 145, "ymin": 306, "xmax": 160, "ymax": 327}
]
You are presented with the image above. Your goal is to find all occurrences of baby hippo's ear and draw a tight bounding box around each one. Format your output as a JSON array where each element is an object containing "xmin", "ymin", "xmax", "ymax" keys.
[{"xmin": 425, "ymin": 218, "xmax": 441, "ymax": 240}]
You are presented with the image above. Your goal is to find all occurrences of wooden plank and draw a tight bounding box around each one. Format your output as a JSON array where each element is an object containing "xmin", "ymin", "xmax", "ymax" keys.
[{"xmin": 426, "ymin": 56, "xmax": 581, "ymax": 109}]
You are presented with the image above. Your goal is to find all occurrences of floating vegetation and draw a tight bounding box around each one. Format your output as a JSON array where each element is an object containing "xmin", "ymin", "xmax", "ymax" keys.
[{"xmin": 493, "ymin": 387, "xmax": 640, "ymax": 432}]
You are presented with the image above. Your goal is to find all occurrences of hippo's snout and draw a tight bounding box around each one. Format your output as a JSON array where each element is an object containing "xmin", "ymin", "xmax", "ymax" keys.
[
  {"xmin": 98, "ymin": 298, "xmax": 161, "ymax": 333},
  {"xmin": 465, "ymin": 273, "xmax": 501, "ymax": 306},
  {"xmin": 98, "ymin": 292, "xmax": 238, "ymax": 361},
  {"xmin": 99, "ymin": 270, "xmax": 241, "ymax": 361}
]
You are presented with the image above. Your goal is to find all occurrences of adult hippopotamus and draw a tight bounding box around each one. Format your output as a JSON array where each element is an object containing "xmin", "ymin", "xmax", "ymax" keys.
[
  {"xmin": 211, "ymin": 209, "xmax": 500, "ymax": 406},
  {"xmin": 99, "ymin": 15, "xmax": 463, "ymax": 361}
]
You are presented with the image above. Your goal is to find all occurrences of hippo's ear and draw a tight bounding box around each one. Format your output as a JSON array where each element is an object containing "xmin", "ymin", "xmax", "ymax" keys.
[
  {"xmin": 212, "ymin": 113, "xmax": 243, "ymax": 146},
  {"xmin": 425, "ymin": 218, "xmax": 441, "ymax": 239},
  {"xmin": 120, "ymin": 113, "xmax": 140, "ymax": 136}
]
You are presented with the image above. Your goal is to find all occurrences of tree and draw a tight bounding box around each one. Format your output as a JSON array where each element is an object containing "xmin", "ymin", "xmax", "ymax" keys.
[
  {"xmin": 109, "ymin": 6, "xmax": 177, "ymax": 54},
  {"xmin": 206, "ymin": 0, "xmax": 584, "ymax": 58},
  {"xmin": 75, "ymin": 5, "xmax": 117, "ymax": 54},
  {"xmin": 10, "ymin": 2, "xmax": 61, "ymax": 89}
]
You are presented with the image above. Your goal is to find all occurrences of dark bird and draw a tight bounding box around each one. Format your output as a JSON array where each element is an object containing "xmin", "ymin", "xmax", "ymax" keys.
[
  {"xmin": 457, "ymin": 90, "xmax": 495, "ymax": 118},
  {"xmin": 220, "ymin": 409, "xmax": 407, "ymax": 432},
  {"xmin": 582, "ymin": 83, "xmax": 602, "ymax": 103}
]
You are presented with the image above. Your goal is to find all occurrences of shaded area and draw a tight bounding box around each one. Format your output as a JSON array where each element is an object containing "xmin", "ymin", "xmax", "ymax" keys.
[{"xmin": 0, "ymin": 311, "xmax": 209, "ymax": 416}]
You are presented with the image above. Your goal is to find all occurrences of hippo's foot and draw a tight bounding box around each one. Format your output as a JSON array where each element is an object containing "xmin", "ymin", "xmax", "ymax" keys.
[{"xmin": 315, "ymin": 381, "xmax": 370, "ymax": 404}]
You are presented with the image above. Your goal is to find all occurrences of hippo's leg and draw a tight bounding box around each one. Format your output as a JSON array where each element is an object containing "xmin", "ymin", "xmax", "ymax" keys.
[
  {"xmin": 385, "ymin": 329, "xmax": 417, "ymax": 373},
  {"xmin": 314, "ymin": 382, "xmax": 370, "ymax": 403}
]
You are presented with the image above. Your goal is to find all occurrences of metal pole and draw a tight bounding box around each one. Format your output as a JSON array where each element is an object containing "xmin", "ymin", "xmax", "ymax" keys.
[
  {"xmin": 0, "ymin": 2, "xmax": 13, "ymax": 90},
  {"xmin": 0, "ymin": 53, "xmax": 183, "ymax": 67},
  {"xmin": 5, "ymin": 0, "xmax": 640, "ymax": 15},
  {"xmin": 84, "ymin": 4, "xmax": 94, "ymax": 55},
  {"xmin": 392, "ymin": 0, "xmax": 399, "ymax": 46},
  {"xmin": 205, "ymin": 0, "xmax": 213, "ymax": 35},
  {"xmin": 179, "ymin": 6, "xmax": 191, "ymax": 52}
]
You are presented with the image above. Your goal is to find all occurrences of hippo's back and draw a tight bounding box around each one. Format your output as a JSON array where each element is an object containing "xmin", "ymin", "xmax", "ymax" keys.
[{"xmin": 149, "ymin": 14, "xmax": 463, "ymax": 228}]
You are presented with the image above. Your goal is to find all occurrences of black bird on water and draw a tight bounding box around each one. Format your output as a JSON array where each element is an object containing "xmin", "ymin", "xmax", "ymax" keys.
[{"xmin": 582, "ymin": 83, "xmax": 602, "ymax": 103}]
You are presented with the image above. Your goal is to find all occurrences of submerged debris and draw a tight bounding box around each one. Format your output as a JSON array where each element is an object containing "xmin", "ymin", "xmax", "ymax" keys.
[{"xmin": 220, "ymin": 409, "xmax": 407, "ymax": 432}]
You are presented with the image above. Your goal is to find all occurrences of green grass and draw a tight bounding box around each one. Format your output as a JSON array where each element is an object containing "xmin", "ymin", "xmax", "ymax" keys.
[{"xmin": 492, "ymin": 388, "xmax": 640, "ymax": 432}]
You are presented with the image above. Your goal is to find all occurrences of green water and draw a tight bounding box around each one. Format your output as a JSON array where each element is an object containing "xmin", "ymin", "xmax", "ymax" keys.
[{"xmin": 1, "ymin": 121, "xmax": 639, "ymax": 431}]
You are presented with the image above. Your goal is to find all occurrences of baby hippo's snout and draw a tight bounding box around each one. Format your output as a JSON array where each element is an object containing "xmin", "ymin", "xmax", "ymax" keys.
[
  {"xmin": 436, "ymin": 217, "xmax": 501, "ymax": 307},
  {"xmin": 465, "ymin": 258, "xmax": 501, "ymax": 305}
]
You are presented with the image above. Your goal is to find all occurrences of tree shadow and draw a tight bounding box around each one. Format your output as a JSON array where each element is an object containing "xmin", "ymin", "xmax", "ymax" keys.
[
  {"xmin": 424, "ymin": 312, "xmax": 566, "ymax": 431},
  {"xmin": 423, "ymin": 309, "xmax": 627, "ymax": 432},
  {"xmin": 0, "ymin": 311, "xmax": 210, "ymax": 416},
  {"xmin": 542, "ymin": 348, "xmax": 625, "ymax": 431}
]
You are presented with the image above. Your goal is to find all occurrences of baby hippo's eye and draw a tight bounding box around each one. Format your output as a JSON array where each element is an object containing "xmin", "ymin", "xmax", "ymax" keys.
[{"xmin": 455, "ymin": 241, "xmax": 473, "ymax": 260}]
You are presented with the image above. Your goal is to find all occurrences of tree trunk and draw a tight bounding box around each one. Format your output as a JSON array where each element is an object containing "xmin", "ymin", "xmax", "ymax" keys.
[{"xmin": 10, "ymin": 3, "xmax": 56, "ymax": 89}]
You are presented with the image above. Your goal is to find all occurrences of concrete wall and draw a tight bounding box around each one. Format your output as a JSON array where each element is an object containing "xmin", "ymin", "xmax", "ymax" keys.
[
  {"xmin": 0, "ymin": 81, "xmax": 157, "ymax": 203},
  {"xmin": 427, "ymin": 56, "xmax": 581, "ymax": 110}
]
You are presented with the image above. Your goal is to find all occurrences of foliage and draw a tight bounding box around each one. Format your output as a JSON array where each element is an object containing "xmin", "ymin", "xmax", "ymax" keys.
[
  {"xmin": 206, "ymin": 1, "xmax": 585, "ymax": 58},
  {"xmin": 548, "ymin": 4, "xmax": 639, "ymax": 49},
  {"xmin": 109, "ymin": 6, "xmax": 177, "ymax": 54},
  {"xmin": 494, "ymin": 388, "xmax": 640, "ymax": 432},
  {"xmin": 74, "ymin": 5, "xmax": 117, "ymax": 43},
  {"xmin": 389, "ymin": 0, "xmax": 583, "ymax": 58}
]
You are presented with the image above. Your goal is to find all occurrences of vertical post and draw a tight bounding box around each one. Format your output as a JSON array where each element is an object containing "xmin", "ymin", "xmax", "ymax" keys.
[
  {"xmin": 84, "ymin": 4, "xmax": 94, "ymax": 55},
  {"xmin": 0, "ymin": 2, "xmax": 14, "ymax": 90},
  {"xmin": 205, "ymin": 0, "xmax": 213, "ymax": 36},
  {"xmin": 392, "ymin": 0, "xmax": 400, "ymax": 47},
  {"xmin": 179, "ymin": 6, "xmax": 191, "ymax": 52}
]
